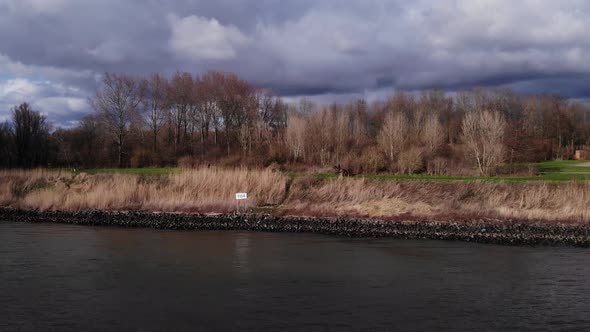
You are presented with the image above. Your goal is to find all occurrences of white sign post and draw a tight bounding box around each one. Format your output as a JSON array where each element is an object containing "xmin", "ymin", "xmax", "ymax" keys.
[{"xmin": 235, "ymin": 192, "xmax": 247, "ymax": 213}]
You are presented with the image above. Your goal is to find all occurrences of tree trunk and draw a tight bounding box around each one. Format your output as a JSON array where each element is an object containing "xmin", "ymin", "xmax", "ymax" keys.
[
  {"xmin": 118, "ymin": 132, "xmax": 123, "ymax": 168},
  {"xmin": 200, "ymin": 126, "xmax": 205, "ymax": 161}
]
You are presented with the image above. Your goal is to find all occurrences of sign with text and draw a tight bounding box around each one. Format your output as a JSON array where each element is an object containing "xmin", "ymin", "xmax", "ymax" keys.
[{"xmin": 235, "ymin": 193, "xmax": 248, "ymax": 200}]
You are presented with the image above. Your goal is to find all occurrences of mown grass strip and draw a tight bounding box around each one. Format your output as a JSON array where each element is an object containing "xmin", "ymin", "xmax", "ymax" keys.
[
  {"xmin": 311, "ymin": 173, "xmax": 586, "ymax": 183},
  {"xmin": 537, "ymin": 160, "xmax": 590, "ymax": 174},
  {"xmin": 79, "ymin": 160, "xmax": 590, "ymax": 182}
]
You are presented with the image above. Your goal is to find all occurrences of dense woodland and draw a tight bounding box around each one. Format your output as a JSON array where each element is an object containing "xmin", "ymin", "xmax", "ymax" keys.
[{"xmin": 1, "ymin": 71, "xmax": 589, "ymax": 176}]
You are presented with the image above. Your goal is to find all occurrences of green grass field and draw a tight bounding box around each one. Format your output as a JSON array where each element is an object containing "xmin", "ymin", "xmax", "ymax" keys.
[
  {"xmin": 536, "ymin": 160, "xmax": 590, "ymax": 174},
  {"xmin": 309, "ymin": 160, "xmax": 590, "ymax": 183},
  {"xmin": 313, "ymin": 173, "xmax": 589, "ymax": 183},
  {"xmin": 78, "ymin": 160, "xmax": 590, "ymax": 183}
]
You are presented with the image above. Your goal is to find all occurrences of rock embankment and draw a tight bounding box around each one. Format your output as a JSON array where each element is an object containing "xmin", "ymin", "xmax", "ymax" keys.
[{"xmin": 1, "ymin": 208, "xmax": 590, "ymax": 247}]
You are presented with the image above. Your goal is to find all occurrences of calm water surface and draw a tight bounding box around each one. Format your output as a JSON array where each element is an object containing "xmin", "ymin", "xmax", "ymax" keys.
[{"xmin": 1, "ymin": 222, "xmax": 590, "ymax": 331}]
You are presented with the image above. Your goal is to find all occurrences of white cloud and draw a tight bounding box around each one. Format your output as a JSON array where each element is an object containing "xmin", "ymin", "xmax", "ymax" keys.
[
  {"xmin": 3, "ymin": 0, "xmax": 590, "ymax": 121},
  {"xmin": 0, "ymin": 53, "xmax": 93, "ymax": 82},
  {"xmin": 0, "ymin": 78, "xmax": 89, "ymax": 126},
  {"xmin": 168, "ymin": 14, "xmax": 249, "ymax": 61},
  {"xmin": 250, "ymin": 0, "xmax": 590, "ymax": 92},
  {"xmin": 33, "ymin": 96, "xmax": 87, "ymax": 115},
  {"xmin": 87, "ymin": 41, "xmax": 129, "ymax": 63},
  {"xmin": 0, "ymin": 78, "xmax": 41, "ymax": 103}
]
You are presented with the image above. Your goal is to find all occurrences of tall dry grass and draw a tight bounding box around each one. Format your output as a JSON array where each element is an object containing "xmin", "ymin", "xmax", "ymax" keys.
[
  {"xmin": 285, "ymin": 177, "xmax": 590, "ymax": 222},
  {"xmin": 1, "ymin": 169, "xmax": 590, "ymax": 222},
  {"xmin": 0, "ymin": 168, "xmax": 287, "ymax": 213}
]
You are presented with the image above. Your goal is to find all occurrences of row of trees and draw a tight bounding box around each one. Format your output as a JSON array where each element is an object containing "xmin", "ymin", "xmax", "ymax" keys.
[
  {"xmin": 87, "ymin": 71, "xmax": 287, "ymax": 167},
  {"xmin": 1, "ymin": 71, "xmax": 589, "ymax": 175},
  {"xmin": 283, "ymin": 90, "xmax": 589, "ymax": 175}
]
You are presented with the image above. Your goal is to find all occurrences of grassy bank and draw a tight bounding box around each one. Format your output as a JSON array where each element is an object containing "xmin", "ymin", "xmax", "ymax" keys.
[
  {"xmin": 311, "ymin": 160, "xmax": 590, "ymax": 183},
  {"xmin": 0, "ymin": 168, "xmax": 286, "ymax": 213},
  {"xmin": 78, "ymin": 160, "xmax": 590, "ymax": 182},
  {"xmin": 1, "ymin": 167, "xmax": 590, "ymax": 223}
]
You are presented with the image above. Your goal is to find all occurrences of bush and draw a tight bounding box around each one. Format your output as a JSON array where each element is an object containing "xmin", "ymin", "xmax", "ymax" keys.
[
  {"xmin": 263, "ymin": 153, "xmax": 287, "ymax": 168},
  {"xmin": 130, "ymin": 148, "xmax": 157, "ymax": 168},
  {"xmin": 427, "ymin": 157, "xmax": 448, "ymax": 175},
  {"xmin": 266, "ymin": 162, "xmax": 283, "ymax": 173},
  {"xmin": 357, "ymin": 146, "xmax": 388, "ymax": 174},
  {"xmin": 495, "ymin": 163, "xmax": 539, "ymax": 176},
  {"xmin": 398, "ymin": 148, "xmax": 424, "ymax": 174},
  {"xmin": 177, "ymin": 155, "xmax": 196, "ymax": 168}
]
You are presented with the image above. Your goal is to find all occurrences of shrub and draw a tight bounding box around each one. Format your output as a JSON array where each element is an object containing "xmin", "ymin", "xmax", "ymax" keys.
[
  {"xmin": 427, "ymin": 157, "xmax": 448, "ymax": 175},
  {"xmin": 130, "ymin": 148, "xmax": 156, "ymax": 168},
  {"xmin": 357, "ymin": 146, "xmax": 388, "ymax": 174},
  {"xmin": 398, "ymin": 148, "xmax": 424, "ymax": 174},
  {"xmin": 495, "ymin": 163, "xmax": 539, "ymax": 176},
  {"xmin": 266, "ymin": 162, "xmax": 283, "ymax": 173},
  {"xmin": 177, "ymin": 155, "xmax": 195, "ymax": 168}
]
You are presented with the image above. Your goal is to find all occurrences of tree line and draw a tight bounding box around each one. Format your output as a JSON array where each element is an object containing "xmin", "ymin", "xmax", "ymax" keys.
[{"xmin": 1, "ymin": 71, "xmax": 589, "ymax": 176}]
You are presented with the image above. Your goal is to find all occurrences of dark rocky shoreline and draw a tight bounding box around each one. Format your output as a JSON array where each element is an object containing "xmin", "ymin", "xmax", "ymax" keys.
[{"xmin": 1, "ymin": 208, "xmax": 590, "ymax": 247}]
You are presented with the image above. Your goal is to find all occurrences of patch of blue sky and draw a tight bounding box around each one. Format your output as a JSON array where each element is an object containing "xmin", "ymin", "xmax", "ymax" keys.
[
  {"xmin": 0, "ymin": 74, "xmax": 48, "ymax": 82},
  {"xmin": 0, "ymin": 74, "xmax": 17, "ymax": 80}
]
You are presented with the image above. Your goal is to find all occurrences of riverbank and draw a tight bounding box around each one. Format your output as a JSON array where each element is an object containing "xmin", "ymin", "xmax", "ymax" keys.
[
  {"xmin": 2, "ymin": 167, "xmax": 590, "ymax": 247},
  {"xmin": 3, "ymin": 168, "xmax": 590, "ymax": 222},
  {"xmin": 2, "ymin": 208, "xmax": 590, "ymax": 247}
]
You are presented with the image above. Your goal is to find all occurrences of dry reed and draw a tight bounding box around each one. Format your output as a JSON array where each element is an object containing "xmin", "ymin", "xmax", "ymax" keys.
[
  {"xmin": 0, "ymin": 168, "xmax": 287, "ymax": 213},
  {"xmin": 285, "ymin": 177, "xmax": 590, "ymax": 222},
  {"xmin": 1, "ymin": 169, "xmax": 590, "ymax": 223}
]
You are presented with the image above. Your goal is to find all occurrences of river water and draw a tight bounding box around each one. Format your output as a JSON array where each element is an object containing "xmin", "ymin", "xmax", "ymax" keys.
[{"xmin": 1, "ymin": 222, "xmax": 590, "ymax": 331}]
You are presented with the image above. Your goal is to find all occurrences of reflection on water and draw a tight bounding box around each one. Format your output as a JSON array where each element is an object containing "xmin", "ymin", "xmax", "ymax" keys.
[{"xmin": 1, "ymin": 222, "xmax": 590, "ymax": 331}]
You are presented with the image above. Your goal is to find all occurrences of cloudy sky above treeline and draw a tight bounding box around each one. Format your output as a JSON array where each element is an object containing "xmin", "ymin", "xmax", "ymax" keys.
[{"xmin": 1, "ymin": 0, "xmax": 590, "ymax": 126}]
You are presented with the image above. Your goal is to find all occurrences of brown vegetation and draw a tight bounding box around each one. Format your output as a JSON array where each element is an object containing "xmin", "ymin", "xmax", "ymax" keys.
[
  {"xmin": 462, "ymin": 110, "xmax": 507, "ymax": 175},
  {"xmin": 285, "ymin": 177, "xmax": 590, "ymax": 222},
  {"xmin": 2, "ymin": 73, "xmax": 590, "ymax": 177},
  {"xmin": 2, "ymin": 169, "xmax": 589, "ymax": 223},
  {"xmin": 0, "ymin": 168, "xmax": 286, "ymax": 213}
]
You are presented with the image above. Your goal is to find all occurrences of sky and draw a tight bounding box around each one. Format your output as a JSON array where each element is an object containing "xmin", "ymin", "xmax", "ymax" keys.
[{"xmin": 1, "ymin": 0, "xmax": 590, "ymax": 126}]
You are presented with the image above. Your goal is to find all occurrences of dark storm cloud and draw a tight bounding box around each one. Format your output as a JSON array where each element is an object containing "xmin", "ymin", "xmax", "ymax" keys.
[{"xmin": 1, "ymin": 0, "xmax": 590, "ymax": 125}]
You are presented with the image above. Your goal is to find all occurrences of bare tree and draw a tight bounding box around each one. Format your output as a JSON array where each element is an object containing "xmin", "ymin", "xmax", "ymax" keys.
[
  {"xmin": 217, "ymin": 73, "xmax": 256, "ymax": 156},
  {"xmin": 422, "ymin": 114, "xmax": 444, "ymax": 156},
  {"xmin": 309, "ymin": 108, "xmax": 336, "ymax": 165},
  {"xmin": 334, "ymin": 108, "xmax": 350, "ymax": 162},
  {"xmin": 378, "ymin": 112, "xmax": 408, "ymax": 164},
  {"xmin": 398, "ymin": 147, "xmax": 423, "ymax": 174},
  {"xmin": 142, "ymin": 73, "xmax": 167, "ymax": 153},
  {"xmin": 285, "ymin": 115, "xmax": 307, "ymax": 161},
  {"xmin": 349, "ymin": 99, "xmax": 369, "ymax": 148},
  {"xmin": 167, "ymin": 72, "xmax": 193, "ymax": 154},
  {"xmin": 195, "ymin": 72, "xmax": 222, "ymax": 156},
  {"xmin": 462, "ymin": 110, "xmax": 507, "ymax": 176},
  {"xmin": 89, "ymin": 73, "xmax": 143, "ymax": 167},
  {"xmin": 76, "ymin": 114, "xmax": 106, "ymax": 167}
]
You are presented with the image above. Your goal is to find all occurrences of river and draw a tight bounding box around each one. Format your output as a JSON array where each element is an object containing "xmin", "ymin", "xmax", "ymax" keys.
[{"xmin": 1, "ymin": 222, "xmax": 590, "ymax": 331}]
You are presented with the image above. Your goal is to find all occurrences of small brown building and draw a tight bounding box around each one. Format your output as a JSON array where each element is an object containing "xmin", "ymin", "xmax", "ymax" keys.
[{"xmin": 575, "ymin": 150, "xmax": 590, "ymax": 160}]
